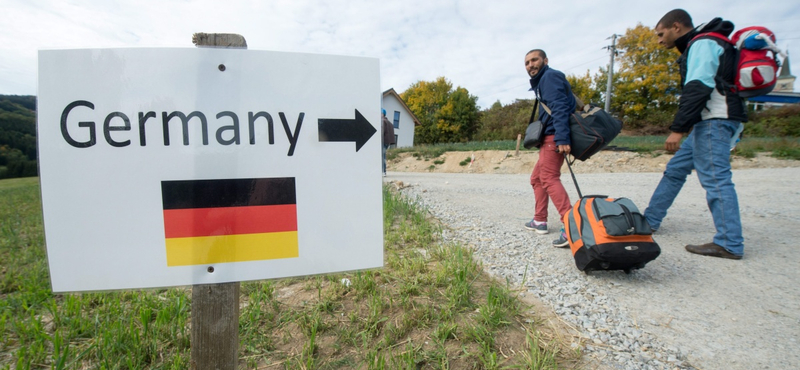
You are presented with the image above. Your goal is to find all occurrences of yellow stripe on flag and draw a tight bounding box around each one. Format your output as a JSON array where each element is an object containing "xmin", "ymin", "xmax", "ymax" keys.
[{"xmin": 165, "ymin": 231, "xmax": 299, "ymax": 266}]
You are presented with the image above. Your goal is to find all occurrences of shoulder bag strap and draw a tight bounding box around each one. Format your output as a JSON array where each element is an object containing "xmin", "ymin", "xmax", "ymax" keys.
[
  {"xmin": 540, "ymin": 101, "xmax": 552, "ymax": 115},
  {"xmin": 540, "ymin": 96, "xmax": 585, "ymax": 114},
  {"xmin": 529, "ymin": 99, "xmax": 540, "ymax": 123},
  {"xmin": 540, "ymin": 99, "xmax": 579, "ymax": 166}
]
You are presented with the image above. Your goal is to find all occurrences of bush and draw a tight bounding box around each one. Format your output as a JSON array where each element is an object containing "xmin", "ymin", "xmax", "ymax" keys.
[
  {"xmin": 475, "ymin": 99, "xmax": 535, "ymax": 141},
  {"xmin": 745, "ymin": 104, "xmax": 800, "ymax": 137},
  {"xmin": 621, "ymin": 108, "xmax": 675, "ymax": 134},
  {"xmin": 0, "ymin": 159, "xmax": 37, "ymax": 179}
]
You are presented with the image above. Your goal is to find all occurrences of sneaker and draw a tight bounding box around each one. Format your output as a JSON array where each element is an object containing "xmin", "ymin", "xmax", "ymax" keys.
[
  {"xmin": 524, "ymin": 220, "xmax": 548, "ymax": 234},
  {"xmin": 553, "ymin": 228, "xmax": 569, "ymax": 248}
]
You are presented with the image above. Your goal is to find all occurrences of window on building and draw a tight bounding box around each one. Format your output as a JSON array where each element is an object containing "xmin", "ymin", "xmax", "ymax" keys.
[
  {"xmin": 393, "ymin": 134, "xmax": 398, "ymax": 147},
  {"xmin": 393, "ymin": 111, "xmax": 400, "ymax": 128}
]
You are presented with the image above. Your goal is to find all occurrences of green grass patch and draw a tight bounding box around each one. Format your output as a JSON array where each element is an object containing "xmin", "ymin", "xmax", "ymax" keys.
[
  {"xmin": 733, "ymin": 137, "xmax": 800, "ymax": 160},
  {"xmin": 1, "ymin": 178, "xmax": 573, "ymax": 369},
  {"xmin": 387, "ymin": 136, "xmax": 800, "ymax": 160},
  {"xmin": 391, "ymin": 141, "xmax": 517, "ymax": 160},
  {"xmin": 609, "ymin": 135, "xmax": 800, "ymax": 158},
  {"xmin": 605, "ymin": 135, "xmax": 669, "ymax": 152}
]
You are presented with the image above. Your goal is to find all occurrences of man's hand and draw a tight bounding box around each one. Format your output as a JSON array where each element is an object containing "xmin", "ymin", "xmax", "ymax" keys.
[
  {"xmin": 665, "ymin": 132, "xmax": 684, "ymax": 153},
  {"xmin": 557, "ymin": 144, "xmax": 571, "ymax": 154}
]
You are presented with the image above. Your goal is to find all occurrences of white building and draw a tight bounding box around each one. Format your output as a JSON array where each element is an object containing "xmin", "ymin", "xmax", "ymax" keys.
[{"xmin": 381, "ymin": 88, "xmax": 420, "ymax": 148}]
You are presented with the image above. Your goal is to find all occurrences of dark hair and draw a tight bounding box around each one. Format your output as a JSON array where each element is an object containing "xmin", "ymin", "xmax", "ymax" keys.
[
  {"xmin": 526, "ymin": 49, "xmax": 547, "ymax": 59},
  {"xmin": 657, "ymin": 9, "xmax": 693, "ymax": 29}
]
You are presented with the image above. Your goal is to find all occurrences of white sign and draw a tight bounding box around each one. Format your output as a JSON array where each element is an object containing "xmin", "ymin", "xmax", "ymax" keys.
[{"xmin": 38, "ymin": 48, "xmax": 383, "ymax": 292}]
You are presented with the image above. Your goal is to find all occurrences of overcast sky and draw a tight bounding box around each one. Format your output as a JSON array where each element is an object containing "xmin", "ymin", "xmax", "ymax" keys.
[{"xmin": 1, "ymin": 0, "xmax": 798, "ymax": 109}]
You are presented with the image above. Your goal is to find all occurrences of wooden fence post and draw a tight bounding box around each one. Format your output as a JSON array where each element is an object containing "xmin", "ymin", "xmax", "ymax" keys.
[
  {"xmin": 516, "ymin": 133, "xmax": 521, "ymax": 156},
  {"xmin": 189, "ymin": 32, "xmax": 247, "ymax": 370}
]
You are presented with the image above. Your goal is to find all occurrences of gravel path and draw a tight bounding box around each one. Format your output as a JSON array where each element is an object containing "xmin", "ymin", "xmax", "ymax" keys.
[{"xmin": 389, "ymin": 167, "xmax": 800, "ymax": 370}]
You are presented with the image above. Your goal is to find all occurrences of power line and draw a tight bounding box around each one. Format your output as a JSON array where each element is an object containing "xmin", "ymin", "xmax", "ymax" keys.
[
  {"xmin": 563, "ymin": 55, "xmax": 608, "ymax": 73},
  {"xmin": 481, "ymin": 82, "xmax": 528, "ymax": 99}
]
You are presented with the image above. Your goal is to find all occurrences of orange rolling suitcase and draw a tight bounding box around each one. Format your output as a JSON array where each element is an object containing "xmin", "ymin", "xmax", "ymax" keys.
[{"xmin": 562, "ymin": 159, "xmax": 660, "ymax": 274}]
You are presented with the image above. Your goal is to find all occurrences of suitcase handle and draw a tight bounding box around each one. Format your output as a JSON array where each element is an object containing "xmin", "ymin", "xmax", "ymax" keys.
[{"xmin": 564, "ymin": 155, "xmax": 583, "ymax": 198}]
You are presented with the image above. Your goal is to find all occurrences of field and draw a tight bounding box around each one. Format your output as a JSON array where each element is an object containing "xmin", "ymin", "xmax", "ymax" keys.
[{"xmin": 0, "ymin": 177, "xmax": 574, "ymax": 369}]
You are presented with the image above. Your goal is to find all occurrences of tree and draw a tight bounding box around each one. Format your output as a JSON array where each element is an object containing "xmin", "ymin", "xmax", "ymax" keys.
[
  {"xmin": 612, "ymin": 24, "xmax": 681, "ymax": 127},
  {"xmin": 567, "ymin": 71, "xmax": 603, "ymax": 107},
  {"xmin": 401, "ymin": 77, "xmax": 480, "ymax": 144},
  {"xmin": 0, "ymin": 95, "xmax": 38, "ymax": 178},
  {"xmin": 475, "ymin": 99, "xmax": 536, "ymax": 141}
]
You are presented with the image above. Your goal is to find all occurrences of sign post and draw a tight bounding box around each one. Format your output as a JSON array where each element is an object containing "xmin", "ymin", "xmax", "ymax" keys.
[{"xmin": 189, "ymin": 32, "xmax": 246, "ymax": 370}]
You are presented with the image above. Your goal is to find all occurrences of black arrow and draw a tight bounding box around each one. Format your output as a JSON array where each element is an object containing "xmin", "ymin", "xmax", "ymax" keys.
[{"xmin": 317, "ymin": 109, "xmax": 377, "ymax": 152}]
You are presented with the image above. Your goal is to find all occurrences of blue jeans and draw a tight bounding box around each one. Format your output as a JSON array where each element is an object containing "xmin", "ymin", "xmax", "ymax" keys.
[
  {"xmin": 382, "ymin": 145, "xmax": 388, "ymax": 173},
  {"xmin": 644, "ymin": 119, "xmax": 744, "ymax": 256}
]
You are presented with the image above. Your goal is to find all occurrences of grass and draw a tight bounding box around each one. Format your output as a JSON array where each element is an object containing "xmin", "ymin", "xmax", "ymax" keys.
[
  {"xmin": 388, "ymin": 136, "xmax": 800, "ymax": 161},
  {"xmin": 388, "ymin": 141, "xmax": 519, "ymax": 161},
  {"xmin": 1, "ymin": 177, "xmax": 575, "ymax": 369},
  {"xmin": 731, "ymin": 137, "xmax": 800, "ymax": 160}
]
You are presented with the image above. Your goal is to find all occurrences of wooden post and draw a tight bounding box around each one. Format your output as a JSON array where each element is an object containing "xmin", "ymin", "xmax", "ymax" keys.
[
  {"xmin": 190, "ymin": 33, "xmax": 246, "ymax": 370},
  {"xmin": 191, "ymin": 283, "xmax": 240, "ymax": 369},
  {"xmin": 192, "ymin": 33, "xmax": 248, "ymax": 48},
  {"xmin": 515, "ymin": 133, "xmax": 521, "ymax": 156}
]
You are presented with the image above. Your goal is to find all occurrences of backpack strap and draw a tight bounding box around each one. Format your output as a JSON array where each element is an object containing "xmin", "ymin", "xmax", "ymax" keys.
[
  {"xmin": 689, "ymin": 32, "xmax": 738, "ymax": 94},
  {"xmin": 691, "ymin": 31, "xmax": 733, "ymax": 45}
]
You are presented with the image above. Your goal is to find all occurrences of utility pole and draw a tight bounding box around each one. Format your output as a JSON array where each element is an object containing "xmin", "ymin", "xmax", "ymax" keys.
[{"xmin": 604, "ymin": 34, "xmax": 621, "ymax": 112}]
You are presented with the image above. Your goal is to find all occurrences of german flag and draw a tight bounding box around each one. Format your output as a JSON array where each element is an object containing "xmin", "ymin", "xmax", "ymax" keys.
[{"xmin": 161, "ymin": 177, "xmax": 298, "ymax": 266}]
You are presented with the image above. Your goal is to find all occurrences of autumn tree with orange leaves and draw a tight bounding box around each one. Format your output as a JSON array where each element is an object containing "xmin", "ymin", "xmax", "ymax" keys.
[
  {"xmin": 401, "ymin": 77, "xmax": 480, "ymax": 144},
  {"xmin": 606, "ymin": 24, "xmax": 682, "ymax": 128}
]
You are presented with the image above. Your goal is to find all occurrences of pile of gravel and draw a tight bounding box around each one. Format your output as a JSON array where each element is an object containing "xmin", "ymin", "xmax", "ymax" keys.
[{"xmin": 399, "ymin": 182, "xmax": 689, "ymax": 370}]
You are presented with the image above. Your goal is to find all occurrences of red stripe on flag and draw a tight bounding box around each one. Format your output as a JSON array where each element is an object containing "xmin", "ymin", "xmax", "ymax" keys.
[{"xmin": 163, "ymin": 204, "xmax": 297, "ymax": 238}]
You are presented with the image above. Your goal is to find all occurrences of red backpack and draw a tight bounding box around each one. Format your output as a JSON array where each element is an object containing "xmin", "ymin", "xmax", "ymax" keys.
[{"xmin": 694, "ymin": 26, "xmax": 784, "ymax": 98}]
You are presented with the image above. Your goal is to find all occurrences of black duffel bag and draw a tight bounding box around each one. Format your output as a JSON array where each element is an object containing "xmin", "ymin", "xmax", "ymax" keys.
[
  {"xmin": 541, "ymin": 100, "xmax": 622, "ymax": 161},
  {"xmin": 569, "ymin": 105, "xmax": 622, "ymax": 161}
]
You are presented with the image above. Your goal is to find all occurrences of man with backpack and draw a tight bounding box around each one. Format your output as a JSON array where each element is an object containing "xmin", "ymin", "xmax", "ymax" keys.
[
  {"xmin": 522, "ymin": 49, "xmax": 577, "ymax": 247},
  {"xmin": 644, "ymin": 9, "xmax": 746, "ymax": 260}
]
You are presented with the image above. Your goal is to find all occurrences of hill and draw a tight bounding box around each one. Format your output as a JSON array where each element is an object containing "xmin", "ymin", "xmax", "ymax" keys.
[{"xmin": 0, "ymin": 95, "xmax": 37, "ymax": 178}]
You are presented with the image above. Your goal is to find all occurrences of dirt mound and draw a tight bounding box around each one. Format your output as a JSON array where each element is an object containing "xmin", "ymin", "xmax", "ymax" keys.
[{"xmin": 388, "ymin": 150, "xmax": 800, "ymax": 174}]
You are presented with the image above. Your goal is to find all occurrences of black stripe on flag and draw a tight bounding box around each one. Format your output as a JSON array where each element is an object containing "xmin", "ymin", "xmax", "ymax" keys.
[{"xmin": 162, "ymin": 177, "xmax": 296, "ymax": 210}]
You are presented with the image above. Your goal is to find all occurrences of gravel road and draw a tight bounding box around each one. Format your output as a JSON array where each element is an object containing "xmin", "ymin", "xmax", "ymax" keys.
[{"xmin": 388, "ymin": 167, "xmax": 800, "ymax": 370}]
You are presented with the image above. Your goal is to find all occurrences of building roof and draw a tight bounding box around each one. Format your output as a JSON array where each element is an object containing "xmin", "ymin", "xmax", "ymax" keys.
[
  {"xmin": 382, "ymin": 88, "xmax": 421, "ymax": 126},
  {"xmin": 779, "ymin": 53, "xmax": 793, "ymax": 78},
  {"xmin": 747, "ymin": 90, "xmax": 800, "ymax": 104}
]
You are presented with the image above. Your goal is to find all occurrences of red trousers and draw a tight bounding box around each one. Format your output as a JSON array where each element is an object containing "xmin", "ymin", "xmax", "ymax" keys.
[{"xmin": 530, "ymin": 135, "xmax": 572, "ymax": 222}]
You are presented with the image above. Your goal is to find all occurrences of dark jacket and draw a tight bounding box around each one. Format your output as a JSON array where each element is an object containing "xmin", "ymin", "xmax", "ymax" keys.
[
  {"xmin": 671, "ymin": 17, "xmax": 747, "ymax": 133},
  {"xmin": 382, "ymin": 116, "xmax": 395, "ymax": 146},
  {"xmin": 529, "ymin": 65, "xmax": 577, "ymax": 145}
]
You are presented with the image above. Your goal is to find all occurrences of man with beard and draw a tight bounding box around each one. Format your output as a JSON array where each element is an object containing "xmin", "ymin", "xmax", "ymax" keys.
[{"xmin": 522, "ymin": 49, "xmax": 577, "ymax": 248}]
